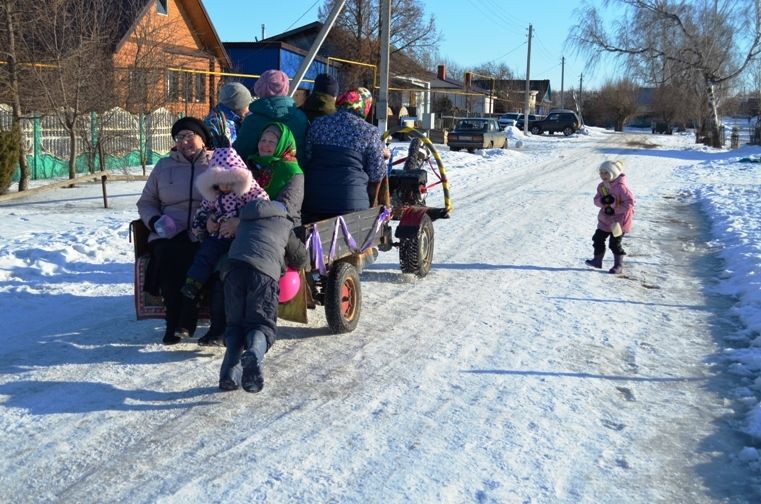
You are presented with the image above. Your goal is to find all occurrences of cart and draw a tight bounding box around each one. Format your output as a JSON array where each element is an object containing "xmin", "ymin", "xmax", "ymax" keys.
[{"xmin": 131, "ymin": 128, "xmax": 452, "ymax": 334}]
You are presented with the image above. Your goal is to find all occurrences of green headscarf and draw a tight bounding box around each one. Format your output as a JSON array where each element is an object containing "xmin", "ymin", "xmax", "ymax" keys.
[{"xmin": 247, "ymin": 122, "xmax": 303, "ymax": 199}]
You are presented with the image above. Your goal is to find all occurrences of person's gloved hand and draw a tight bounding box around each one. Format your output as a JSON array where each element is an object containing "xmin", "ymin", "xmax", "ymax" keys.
[
  {"xmin": 603, "ymin": 206, "xmax": 615, "ymax": 216},
  {"xmin": 153, "ymin": 215, "xmax": 177, "ymax": 237},
  {"xmin": 601, "ymin": 194, "xmax": 615, "ymax": 205}
]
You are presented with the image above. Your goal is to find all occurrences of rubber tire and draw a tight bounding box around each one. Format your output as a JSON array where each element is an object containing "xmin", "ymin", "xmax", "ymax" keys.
[
  {"xmin": 324, "ymin": 261, "xmax": 361, "ymax": 334},
  {"xmin": 467, "ymin": 148, "xmax": 475, "ymax": 153},
  {"xmin": 563, "ymin": 126, "xmax": 574, "ymax": 136},
  {"xmin": 399, "ymin": 214, "xmax": 434, "ymax": 278},
  {"xmin": 530, "ymin": 126, "xmax": 541, "ymax": 135},
  {"xmin": 450, "ymin": 146, "xmax": 460, "ymax": 152}
]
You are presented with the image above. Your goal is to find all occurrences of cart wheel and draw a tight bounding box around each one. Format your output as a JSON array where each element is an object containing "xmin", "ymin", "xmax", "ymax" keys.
[
  {"xmin": 325, "ymin": 262, "xmax": 361, "ymax": 334},
  {"xmin": 399, "ymin": 214, "xmax": 434, "ymax": 277}
]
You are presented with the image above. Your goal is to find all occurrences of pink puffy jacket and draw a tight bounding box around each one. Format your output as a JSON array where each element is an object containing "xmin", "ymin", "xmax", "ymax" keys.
[{"xmin": 593, "ymin": 173, "xmax": 635, "ymax": 234}]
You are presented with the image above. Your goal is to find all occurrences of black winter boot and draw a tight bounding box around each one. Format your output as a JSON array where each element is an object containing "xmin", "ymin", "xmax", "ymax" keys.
[
  {"xmin": 585, "ymin": 253, "xmax": 605, "ymax": 269},
  {"xmin": 609, "ymin": 254, "xmax": 624, "ymax": 274},
  {"xmin": 162, "ymin": 327, "xmax": 181, "ymax": 345}
]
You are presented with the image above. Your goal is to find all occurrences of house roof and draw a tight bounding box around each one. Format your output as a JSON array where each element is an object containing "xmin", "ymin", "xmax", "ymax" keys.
[
  {"xmin": 493, "ymin": 79, "xmax": 552, "ymax": 102},
  {"xmin": 113, "ymin": 0, "xmax": 231, "ymax": 68},
  {"xmin": 260, "ymin": 21, "xmax": 323, "ymax": 46},
  {"xmin": 416, "ymin": 72, "xmax": 490, "ymax": 94}
]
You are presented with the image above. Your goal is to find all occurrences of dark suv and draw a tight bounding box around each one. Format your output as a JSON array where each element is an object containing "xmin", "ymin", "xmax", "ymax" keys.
[{"xmin": 528, "ymin": 110, "xmax": 580, "ymax": 136}]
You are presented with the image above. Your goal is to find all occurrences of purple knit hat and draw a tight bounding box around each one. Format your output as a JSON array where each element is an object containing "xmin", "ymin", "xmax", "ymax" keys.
[{"xmin": 254, "ymin": 69, "xmax": 290, "ymax": 97}]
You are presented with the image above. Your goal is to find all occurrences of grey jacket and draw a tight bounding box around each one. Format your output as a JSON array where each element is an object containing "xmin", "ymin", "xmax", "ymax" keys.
[
  {"xmin": 276, "ymin": 172, "xmax": 304, "ymax": 226},
  {"xmin": 137, "ymin": 149, "xmax": 212, "ymax": 242},
  {"xmin": 227, "ymin": 200, "xmax": 308, "ymax": 281}
]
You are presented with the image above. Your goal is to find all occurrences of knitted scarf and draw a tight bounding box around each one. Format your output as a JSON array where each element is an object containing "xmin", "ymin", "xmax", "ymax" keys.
[{"xmin": 247, "ymin": 122, "xmax": 303, "ymax": 199}]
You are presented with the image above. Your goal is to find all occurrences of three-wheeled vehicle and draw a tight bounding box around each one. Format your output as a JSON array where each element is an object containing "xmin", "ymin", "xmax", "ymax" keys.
[{"xmin": 131, "ymin": 128, "xmax": 452, "ymax": 334}]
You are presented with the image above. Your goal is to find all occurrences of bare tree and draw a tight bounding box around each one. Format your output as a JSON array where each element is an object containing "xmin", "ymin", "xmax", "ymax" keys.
[
  {"xmin": 319, "ymin": 0, "xmax": 442, "ymax": 87},
  {"xmin": 597, "ymin": 78, "xmax": 640, "ymax": 130},
  {"xmin": 115, "ymin": 0, "xmax": 178, "ymax": 115},
  {"xmin": 568, "ymin": 0, "xmax": 761, "ymax": 147},
  {"xmin": 0, "ymin": 0, "xmax": 34, "ymax": 191},
  {"xmin": 23, "ymin": 0, "xmax": 116, "ymax": 179},
  {"xmin": 108, "ymin": 0, "xmax": 181, "ymax": 174}
]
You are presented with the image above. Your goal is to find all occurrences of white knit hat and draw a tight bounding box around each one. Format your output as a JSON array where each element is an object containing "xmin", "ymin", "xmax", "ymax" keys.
[{"xmin": 599, "ymin": 160, "xmax": 623, "ymax": 180}]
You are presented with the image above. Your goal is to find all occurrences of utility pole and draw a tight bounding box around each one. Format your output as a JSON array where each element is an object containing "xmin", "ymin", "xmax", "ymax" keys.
[
  {"xmin": 261, "ymin": 24, "xmax": 265, "ymax": 40},
  {"xmin": 523, "ymin": 24, "xmax": 532, "ymax": 134},
  {"xmin": 578, "ymin": 73, "xmax": 583, "ymax": 121},
  {"xmin": 560, "ymin": 56, "xmax": 565, "ymax": 109},
  {"xmin": 377, "ymin": 0, "xmax": 391, "ymax": 132},
  {"xmin": 289, "ymin": 1, "xmax": 346, "ymax": 96}
]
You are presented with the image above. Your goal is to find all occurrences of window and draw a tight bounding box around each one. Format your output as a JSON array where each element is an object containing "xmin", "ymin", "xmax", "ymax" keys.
[
  {"xmin": 157, "ymin": 0, "xmax": 168, "ymax": 15},
  {"xmin": 194, "ymin": 74, "xmax": 206, "ymax": 103},
  {"xmin": 166, "ymin": 71, "xmax": 181, "ymax": 101}
]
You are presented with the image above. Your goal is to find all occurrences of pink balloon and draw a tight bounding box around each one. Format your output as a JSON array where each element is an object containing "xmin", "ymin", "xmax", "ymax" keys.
[{"xmin": 278, "ymin": 267, "xmax": 300, "ymax": 303}]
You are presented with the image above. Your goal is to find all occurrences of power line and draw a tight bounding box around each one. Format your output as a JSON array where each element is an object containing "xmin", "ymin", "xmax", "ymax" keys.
[
  {"xmin": 478, "ymin": 0, "xmax": 527, "ymax": 31},
  {"xmin": 284, "ymin": 0, "xmax": 322, "ymax": 32},
  {"xmin": 484, "ymin": 41, "xmax": 527, "ymax": 66}
]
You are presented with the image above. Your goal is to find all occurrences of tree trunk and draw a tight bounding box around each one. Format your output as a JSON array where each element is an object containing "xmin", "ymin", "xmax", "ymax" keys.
[
  {"xmin": 706, "ymin": 81, "xmax": 723, "ymax": 148},
  {"xmin": 67, "ymin": 122, "xmax": 77, "ymax": 180},
  {"xmin": 2, "ymin": 0, "xmax": 29, "ymax": 191}
]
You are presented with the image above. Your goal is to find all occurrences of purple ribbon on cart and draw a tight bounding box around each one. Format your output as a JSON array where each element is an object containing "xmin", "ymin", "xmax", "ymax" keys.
[{"xmin": 306, "ymin": 207, "xmax": 391, "ymax": 276}]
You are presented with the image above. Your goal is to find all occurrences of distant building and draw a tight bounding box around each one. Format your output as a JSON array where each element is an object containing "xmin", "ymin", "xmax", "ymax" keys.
[
  {"xmin": 484, "ymin": 79, "xmax": 552, "ymax": 115},
  {"xmin": 223, "ymin": 22, "xmax": 334, "ymax": 104}
]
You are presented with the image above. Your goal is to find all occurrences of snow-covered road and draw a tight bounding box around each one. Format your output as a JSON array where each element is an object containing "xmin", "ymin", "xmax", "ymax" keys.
[{"xmin": 0, "ymin": 128, "xmax": 758, "ymax": 503}]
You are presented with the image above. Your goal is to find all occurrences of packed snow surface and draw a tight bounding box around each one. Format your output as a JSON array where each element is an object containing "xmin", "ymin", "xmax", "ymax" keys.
[{"xmin": 1, "ymin": 126, "xmax": 761, "ymax": 502}]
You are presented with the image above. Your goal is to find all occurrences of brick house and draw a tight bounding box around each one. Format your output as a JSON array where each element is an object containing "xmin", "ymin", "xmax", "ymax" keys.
[{"xmin": 112, "ymin": 0, "xmax": 231, "ymax": 117}]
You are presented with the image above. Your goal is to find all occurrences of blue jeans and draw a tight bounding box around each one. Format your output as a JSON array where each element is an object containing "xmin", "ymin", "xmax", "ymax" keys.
[
  {"xmin": 219, "ymin": 261, "xmax": 278, "ymax": 385},
  {"xmin": 186, "ymin": 235, "xmax": 232, "ymax": 285}
]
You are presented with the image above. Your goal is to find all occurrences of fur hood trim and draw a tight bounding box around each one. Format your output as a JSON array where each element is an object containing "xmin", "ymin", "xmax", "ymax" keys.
[{"xmin": 195, "ymin": 164, "xmax": 253, "ymax": 201}]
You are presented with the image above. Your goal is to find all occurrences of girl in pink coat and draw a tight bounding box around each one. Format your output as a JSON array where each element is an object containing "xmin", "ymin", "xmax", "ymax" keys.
[{"xmin": 585, "ymin": 160, "xmax": 635, "ymax": 274}]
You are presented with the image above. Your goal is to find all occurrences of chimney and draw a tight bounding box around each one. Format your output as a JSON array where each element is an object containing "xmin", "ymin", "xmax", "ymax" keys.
[{"xmin": 437, "ymin": 64, "xmax": 446, "ymax": 81}]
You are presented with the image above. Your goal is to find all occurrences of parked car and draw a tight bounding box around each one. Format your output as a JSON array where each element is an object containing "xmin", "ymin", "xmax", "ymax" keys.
[
  {"xmin": 651, "ymin": 121, "xmax": 673, "ymax": 134},
  {"xmin": 447, "ymin": 118, "xmax": 508, "ymax": 152},
  {"xmin": 515, "ymin": 114, "xmax": 541, "ymax": 130},
  {"xmin": 498, "ymin": 113, "xmax": 521, "ymax": 128},
  {"xmin": 528, "ymin": 110, "xmax": 580, "ymax": 136}
]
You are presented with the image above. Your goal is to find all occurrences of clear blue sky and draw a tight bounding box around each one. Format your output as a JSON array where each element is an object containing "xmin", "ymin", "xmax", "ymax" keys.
[{"xmin": 199, "ymin": 0, "xmax": 621, "ymax": 91}]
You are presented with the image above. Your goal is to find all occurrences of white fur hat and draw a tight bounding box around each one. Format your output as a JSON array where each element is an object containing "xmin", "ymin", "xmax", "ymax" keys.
[
  {"xmin": 599, "ymin": 160, "xmax": 624, "ymax": 180},
  {"xmin": 195, "ymin": 148, "xmax": 253, "ymax": 201}
]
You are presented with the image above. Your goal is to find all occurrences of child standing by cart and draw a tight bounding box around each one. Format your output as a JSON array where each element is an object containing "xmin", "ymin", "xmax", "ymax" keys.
[{"xmin": 585, "ymin": 160, "xmax": 635, "ymax": 274}]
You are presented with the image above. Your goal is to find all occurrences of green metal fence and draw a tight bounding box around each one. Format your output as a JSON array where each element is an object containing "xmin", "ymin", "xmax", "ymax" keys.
[{"xmin": 0, "ymin": 105, "xmax": 180, "ymax": 180}]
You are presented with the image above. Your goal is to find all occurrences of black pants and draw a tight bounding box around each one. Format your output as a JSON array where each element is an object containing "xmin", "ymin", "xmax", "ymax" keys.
[
  {"xmin": 148, "ymin": 233, "xmax": 200, "ymax": 335},
  {"xmin": 205, "ymin": 273, "xmax": 226, "ymax": 339},
  {"xmin": 592, "ymin": 228, "xmax": 626, "ymax": 256},
  {"xmin": 223, "ymin": 261, "xmax": 278, "ymax": 350}
]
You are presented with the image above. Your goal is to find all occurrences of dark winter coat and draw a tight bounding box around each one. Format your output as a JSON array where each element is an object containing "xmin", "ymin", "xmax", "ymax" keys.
[
  {"xmin": 226, "ymin": 199, "xmax": 308, "ymax": 281},
  {"xmin": 300, "ymin": 91, "xmax": 337, "ymax": 123},
  {"xmin": 233, "ymin": 96, "xmax": 308, "ymax": 166},
  {"xmin": 137, "ymin": 149, "xmax": 211, "ymax": 242},
  {"xmin": 302, "ymin": 109, "xmax": 386, "ymax": 217}
]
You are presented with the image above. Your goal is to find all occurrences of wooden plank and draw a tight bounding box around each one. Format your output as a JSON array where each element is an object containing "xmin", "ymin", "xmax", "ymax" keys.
[{"xmin": 0, "ymin": 172, "xmax": 149, "ymax": 203}]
